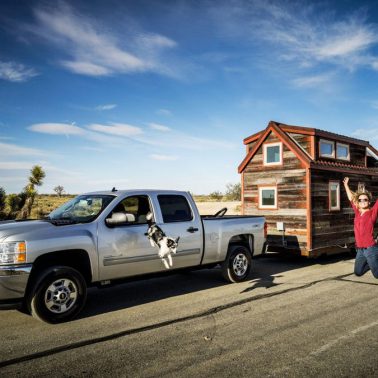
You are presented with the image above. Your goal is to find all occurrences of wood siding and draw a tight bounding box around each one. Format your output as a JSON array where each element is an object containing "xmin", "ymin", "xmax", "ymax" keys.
[
  {"xmin": 348, "ymin": 144, "xmax": 366, "ymax": 166},
  {"xmin": 243, "ymin": 132, "xmax": 308, "ymax": 252},
  {"xmin": 246, "ymin": 140, "xmax": 258, "ymax": 153},
  {"xmin": 288, "ymin": 133, "xmax": 312, "ymax": 156}
]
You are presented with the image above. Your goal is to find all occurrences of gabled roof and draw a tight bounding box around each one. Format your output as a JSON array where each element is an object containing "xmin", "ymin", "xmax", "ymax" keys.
[
  {"xmin": 238, "ymin": 121, "xmax": 378, "ymax": 175},
  {"xmin": 243, "ymin": 121, "xmax": 370, "ymax": 147},
  {"xmin": 238, "ymin": 121, "xmax": 312, "ymax": 173}
]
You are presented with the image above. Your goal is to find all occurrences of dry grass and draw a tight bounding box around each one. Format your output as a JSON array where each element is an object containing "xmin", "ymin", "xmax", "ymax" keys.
[
  {"xmin": 30, "ymin": 195, "xmax": 75, "ymax": 219},
  {"xmin": 30, "ymin": 195, "xmax": 241, "ymax": 218},
  {"xmin": 195, "ymin": 201, "xmax": 241, "ymax": 215}
]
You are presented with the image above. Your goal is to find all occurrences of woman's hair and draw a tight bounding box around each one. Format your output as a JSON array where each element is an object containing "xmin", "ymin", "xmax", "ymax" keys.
[{"xmin": 352, "ymin": 190, "xmax": 372, "ymax": 205}]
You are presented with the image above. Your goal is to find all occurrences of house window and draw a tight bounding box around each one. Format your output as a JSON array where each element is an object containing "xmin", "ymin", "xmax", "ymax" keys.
[
  {"xmin": 263, "ymin": 142, "xmax": 282, "ymax": 165},
  {"xmin": 329, "ymin": 181, "xmax": 340, "ymax": 211},
  {"xmin": 320, "ymin": 139, "xmax": 335, "ymax": 158},
  {"xmin": 336, "ymin": 143, "xmax": 350, "ymax": 160},
  {"xmin": 259, "ymin": 186, "xmax": 277, "ymax": 209}
]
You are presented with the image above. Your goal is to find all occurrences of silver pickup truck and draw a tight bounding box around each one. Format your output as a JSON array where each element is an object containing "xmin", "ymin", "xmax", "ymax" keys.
[{"xmin": 0, "ymin": 189, "xmax": 266, "ymax": 323}]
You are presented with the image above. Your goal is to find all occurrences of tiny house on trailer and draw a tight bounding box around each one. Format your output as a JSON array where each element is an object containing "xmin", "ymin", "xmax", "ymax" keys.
[{"xmin": 238, "ymin": 121, "xmax": 378, "ymax": 257}]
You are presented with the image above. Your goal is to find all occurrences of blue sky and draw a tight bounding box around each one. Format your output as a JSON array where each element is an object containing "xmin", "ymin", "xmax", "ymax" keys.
[{"xmin": 1, "ymin": 0, "xmax": 378, "ymax": 195}]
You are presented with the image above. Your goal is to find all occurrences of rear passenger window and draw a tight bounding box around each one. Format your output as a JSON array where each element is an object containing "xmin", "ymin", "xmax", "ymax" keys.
[{"xmin": 158, "ymin": 195, "xmax": 193, "ymax": 223}]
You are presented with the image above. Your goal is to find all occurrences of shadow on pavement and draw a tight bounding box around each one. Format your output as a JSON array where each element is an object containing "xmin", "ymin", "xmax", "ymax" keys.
[
  {"xmin": 80, "ymin": 251, "xmax": 355, "ymax": 320},
  {"xmin": 242, "ymin": 251, "xmax": 355, "ymax": 292}
]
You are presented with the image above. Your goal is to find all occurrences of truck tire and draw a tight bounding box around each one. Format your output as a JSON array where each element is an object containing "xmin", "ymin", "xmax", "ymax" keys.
[
  {"xmin": 29, "ymin": 266, "xmax": 87, "ymax": 324},
  {"xmin": 222, "ymin": 245, "xmax": 252, "ymax": 283}
]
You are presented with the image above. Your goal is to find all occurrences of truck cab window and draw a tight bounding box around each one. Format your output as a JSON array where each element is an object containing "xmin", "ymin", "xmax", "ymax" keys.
[
  {"xmin": 111, "ymin": 195, "xmax": 152, "ymax": 224},
  {"xmin": 158, "ymin": 195, "xmax": 193, "ymax": 223}
]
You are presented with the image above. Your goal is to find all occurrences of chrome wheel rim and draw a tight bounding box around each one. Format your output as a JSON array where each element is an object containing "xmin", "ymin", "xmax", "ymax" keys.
[
  {"xmin": 44, "ymin": 278, "xmax": 78, "ymax": 314},
  {"xmin": 233, "ymin": 253, "xmax": 248, "ymax": 277}
]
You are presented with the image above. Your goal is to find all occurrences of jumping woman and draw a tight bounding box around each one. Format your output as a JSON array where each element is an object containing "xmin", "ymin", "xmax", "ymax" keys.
[{"xmin": 343, "ymin": 177, "xmax": 378, "ymax": 278}]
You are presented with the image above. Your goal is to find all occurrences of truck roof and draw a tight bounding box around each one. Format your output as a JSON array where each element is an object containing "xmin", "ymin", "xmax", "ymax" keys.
[{"xmin": 82, "ymin": 189, "xmax": 191, "ymax": 197}]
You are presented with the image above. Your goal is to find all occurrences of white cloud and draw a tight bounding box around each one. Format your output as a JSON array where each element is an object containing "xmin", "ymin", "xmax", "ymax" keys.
[
  {"xmin": 139, "ymin": 130, "xmax": 236, "ymax": 151},
  {"xmin": 27, "ymin": 121, "xmax": 125, "ymax": 146},
  {"xmin": 157, "ymin": 109, "xmax": 173, "ymax": 117},
  {"xmin": 272, "ymin": 7, "xmax": 375, "ymax": 67},
  {"xmin": 293, "ymin": 73, "xmax": 334, "ymax": 88},
  {"xmin": 61, "ymin": 61, "xmax": 111, "ymax": 76},
  {"xmin": 0, "ymin": 161, "xmax": 43, "ymax": 170},
  {"xmin": 371, "ymin": 101, "xmax": 378, "ymax": 110},
  {"xmin": 313, "ymin": 29, "xmax": 376, "ymax": 59},
  {"xmin": 30, "ymin": 2, "xmax": 178, "ymax": 77},
  {"xmin": 352, "ymin": 128, "xmax": 378, "ymax": 142},
  {"xmin": 150, "ymin": 154, "xmax": 178, "ymax": 161},
  {"xmin": 87, "ymin": 123, "xmax": 143, "ymax": 137},
  {"xmin": 149, "ymin": 123, "xmax": 171, "ymax": 132},
  {"xmin": 95, "ymin": 104, "xmax": 117, "ymax": 111},
  {"xmin": 210, "ymin": 1, "xmax": 378, "ymax": 73},
  {"xmin": 27, "ymin": 119, "xmax": 234, "ymax": 152},
  {"xmin": 136, "ymin": 34, "xmax": 177, "ymax": 49},
  {"xmin": 0, "ymin": 142, "xmax": 45, "ymax": 156},
  {"xmin": 0, "ymin": 61, "xmax": 38, "ymax": 82},
  {"xmin": 28, "ymin": 123, "xmax": 85, "ymax": 135}
]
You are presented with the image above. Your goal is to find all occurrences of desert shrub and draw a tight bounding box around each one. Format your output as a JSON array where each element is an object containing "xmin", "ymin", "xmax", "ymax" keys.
[
  {"xmin": 224, "ymin": 183, "xmax": 241, "ymax": 201},
  {"xmin": 0, "ymin": 187, "xmax": 6, "ymax": 219},
  {"xmin": 209, "ymin": 191, "xmax": 223, "ymax": 201}
]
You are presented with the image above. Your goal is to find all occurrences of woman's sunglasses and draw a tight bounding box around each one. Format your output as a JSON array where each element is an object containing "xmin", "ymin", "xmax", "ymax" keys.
[{"xmin": 358, "ymin": 199, "xmax": 369, "ymax": 203}]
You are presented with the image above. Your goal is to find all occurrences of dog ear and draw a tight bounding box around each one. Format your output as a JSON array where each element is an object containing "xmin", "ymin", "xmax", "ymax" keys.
[{"xmin": 146, "ymin": 211, "xmax": 153, "ymax": 221}]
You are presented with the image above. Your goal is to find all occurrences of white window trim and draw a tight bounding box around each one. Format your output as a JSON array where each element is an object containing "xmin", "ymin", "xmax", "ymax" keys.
[
  {"xmin": 336, "ymin": 142, "xmax": 350, "ymax": 161},
  {"xmin": 259, "ymin": 186, "xmax": 277, "ymax": 209},
  {"xmin": 263, "ymin": 142, "xmax": 282, "ymax": 166},
  {"xmin": 319, "ymin": 139, "xmax": 335, "ymax": 158},
  {"xmin": 329, "ymin": 181, "xmax": 340, "ymax": 211}
]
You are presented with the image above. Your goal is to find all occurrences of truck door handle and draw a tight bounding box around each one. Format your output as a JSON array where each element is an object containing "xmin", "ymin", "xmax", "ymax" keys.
[{"xmin": 187, "ymin": 227, "xmax": 199, "ymax": 233}]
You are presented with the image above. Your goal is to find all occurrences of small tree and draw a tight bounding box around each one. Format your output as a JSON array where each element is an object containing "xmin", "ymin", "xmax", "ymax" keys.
[
  {"xmin": 19, "ymin": 165, "xmax": 46, "ymax": 219},
  {"xmin": 224, "ymin": 183, "xmax": 241, "ymax": 201},
  {"xmin": 0, "ymin": 187, "xmax": 6, "ymax": 219},
  {"xmin": 53, "ymin": 185, "xmax": 65, "ymax": 197}
]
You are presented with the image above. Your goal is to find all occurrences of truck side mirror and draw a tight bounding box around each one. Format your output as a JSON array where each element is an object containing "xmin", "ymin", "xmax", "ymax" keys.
[{"xmin": 106, "ymin": 212, "xmax": 136, "ymax": 227}]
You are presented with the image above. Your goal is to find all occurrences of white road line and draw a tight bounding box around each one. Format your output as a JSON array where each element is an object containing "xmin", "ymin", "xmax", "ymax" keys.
[
  {"xmin": 310, "ymin": 320, "xmax": 378, "ymax": 356},
  {"xmin": 271, "ymin": 320, "xmax": 378, "ymax": 376}
]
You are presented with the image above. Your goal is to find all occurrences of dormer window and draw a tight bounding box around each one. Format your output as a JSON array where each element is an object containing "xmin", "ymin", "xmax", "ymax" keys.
[
  {"xmin": 319, "ymin": 139, "xmax": 335, "ymax": 158},
  {"xmin": 336, "ymin": 143, "xmax": 350, "ymax": 160},
  {"xmin": 263, "ymin": 142, "xmax": 282, "ymax": 165}
]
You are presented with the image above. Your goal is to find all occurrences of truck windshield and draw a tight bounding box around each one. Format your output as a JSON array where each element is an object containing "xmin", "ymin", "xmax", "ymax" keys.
[{"xmin": 47, "ymin": 195, "xmax": 115, "ymax": 223}]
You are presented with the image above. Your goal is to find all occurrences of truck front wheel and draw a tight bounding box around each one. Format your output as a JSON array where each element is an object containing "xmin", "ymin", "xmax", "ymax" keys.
[
  {"xmin": 222, "ymin": 245, "xmax": 252, "ymax": 283},
  {"xmin": 29, "ymin": 266, "xmax": 87, "ymax": 324}
]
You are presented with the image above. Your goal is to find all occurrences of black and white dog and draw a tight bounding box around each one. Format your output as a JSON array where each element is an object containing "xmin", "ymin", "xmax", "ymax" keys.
[{"xmin": 146, "ymin": 212, "xmax": 179, "ymax": 269}]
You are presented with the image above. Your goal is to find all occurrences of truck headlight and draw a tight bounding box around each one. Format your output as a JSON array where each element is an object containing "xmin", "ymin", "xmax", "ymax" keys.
[{"xmin": 0, "ymin": 242, "xmax": 27, "ymax": 264}]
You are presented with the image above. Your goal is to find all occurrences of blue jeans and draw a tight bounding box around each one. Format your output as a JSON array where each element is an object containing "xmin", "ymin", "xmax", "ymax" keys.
[{"xmin": 354, "ymin": 245, "xmax": 378, "ymax": 279}]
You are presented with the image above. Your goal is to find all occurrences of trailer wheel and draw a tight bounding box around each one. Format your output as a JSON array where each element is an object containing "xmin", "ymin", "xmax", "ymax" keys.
[
  {"xmin": 29, "ymin": 266, "xmax": 87, "ymax": 324},
  {"xmin": 222, "ymin": 245, "xmax": 251, "ymax": 283}
]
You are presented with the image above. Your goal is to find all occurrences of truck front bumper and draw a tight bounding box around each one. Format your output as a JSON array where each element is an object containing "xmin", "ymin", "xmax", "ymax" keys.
[{"xmin": 0, "ymin": 264, "xmax": 32, "ymax": 309}]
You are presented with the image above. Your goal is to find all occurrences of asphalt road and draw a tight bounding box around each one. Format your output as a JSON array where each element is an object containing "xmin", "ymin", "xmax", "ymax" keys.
[{"xmin": 1, "ymin": 252, "xmax": 378, "ymax": 377}]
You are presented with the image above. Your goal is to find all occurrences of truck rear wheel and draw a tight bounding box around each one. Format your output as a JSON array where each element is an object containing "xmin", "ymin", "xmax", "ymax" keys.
[
  {"xmin": 29, "ymin": 266, "xmax": 87, "ymax": 324},
  {"xmin": 222, "ymin": 245, "xmax": 252, "ymax": 283}
]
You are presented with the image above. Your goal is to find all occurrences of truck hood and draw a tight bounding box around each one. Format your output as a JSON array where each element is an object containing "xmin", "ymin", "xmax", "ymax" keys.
[{"xmin": 0, "ymin": 220, "xmax": 65, "ymax": 242}]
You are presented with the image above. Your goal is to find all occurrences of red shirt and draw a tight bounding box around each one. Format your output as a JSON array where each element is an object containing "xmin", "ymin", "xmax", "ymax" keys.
[{"xmin": 351, "ymin": 200, "xmax": 378, "ymax": 248}]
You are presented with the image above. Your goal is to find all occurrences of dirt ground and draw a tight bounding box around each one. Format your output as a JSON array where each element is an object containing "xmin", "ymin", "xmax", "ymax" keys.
[{"xmin": 194, "ymin": 201, "xmax": 241, "ymax": 215}]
